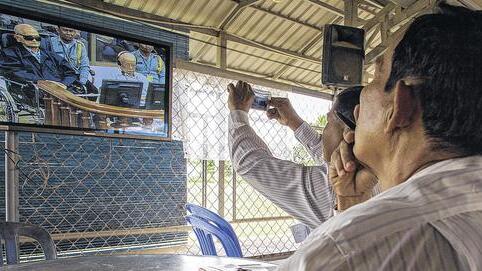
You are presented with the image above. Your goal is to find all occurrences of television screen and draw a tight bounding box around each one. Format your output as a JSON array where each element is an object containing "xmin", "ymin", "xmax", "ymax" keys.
[{"xmin": 0, "ymin": 12, "xmax": 171, "ymax": 139}]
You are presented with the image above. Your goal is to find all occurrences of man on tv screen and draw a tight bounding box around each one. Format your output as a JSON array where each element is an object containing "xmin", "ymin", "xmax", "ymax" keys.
[
  {"xmin": 0, "ymin": 24, "xmax": 78, "ymax": 88},
  {"xmin": 103, "ymin": 51, "xmax": 148, "ymax": 106},
  {"xmin": 48, "ymin": 26, "xmax": 91, "ymax": 86},
  {"xmin": 132, "ymin": 43, "xmax": 165, "ymax": 84}
]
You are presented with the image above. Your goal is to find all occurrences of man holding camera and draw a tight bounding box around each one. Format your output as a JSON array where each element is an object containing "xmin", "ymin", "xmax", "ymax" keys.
[{"xmin": 228, "ymin": 81, "xmax": 377, "ymax": 229}]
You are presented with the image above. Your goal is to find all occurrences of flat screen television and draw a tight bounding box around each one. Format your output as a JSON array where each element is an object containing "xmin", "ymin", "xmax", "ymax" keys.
[
  {"xmin": 0, "ymin": 11, "xmax": 172, "ymax": 140},
  {"xmin": 99, "ymin": 80, "xmax": 143, "ymax": 109},
  {"xmin": 145, "ymin": 83, "xmax": 166, "ymax": 110}
]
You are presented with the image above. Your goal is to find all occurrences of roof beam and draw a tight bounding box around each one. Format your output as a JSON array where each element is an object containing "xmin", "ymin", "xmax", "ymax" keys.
[
  {"xmin": 216, "ymin": 31, "xmax": 227, "ymax": 70},
  {"xmin": 303, "ymin": 0, "xmax": 367, "ymax": 24},
  {"xmin": 365, "ymin": 0, "xmax": 390, "ymax": 8},
  {"xmin": 225, "ymin": 33, "xmax": 320, "ymax": 64},
  {"xmin": 358, "ymin": 4, "xmax": 378, "ymax": 15},
  {"xmin": 272, "ymin": 16, "xmax": 342, "ymax": 80},
  {"xmin": 219, "ymin": 0, "xmax": 262, "ymax": 30},
  {"xmin": 176, "ymin": 60, "xmax": 334, "ymax": 100},
  {"xmin": 362, "ymin": 2, "xmax": 397, "ymax": 31},
  {"xmin": 365, "ymin": 0, "xmax": 433, "ymax": 63},
  {"xmin": 344, "ymin": 0, "xmax": 358, "ymax": 26},
  {"xmin": 197, "ymin": 0, "xmax": 262, "ymax": 61},
  {"xmin": 62, "ymin": 0, "xmax": 320, "ymax": 65},
  {"xmin": 252, "ymin": 5, "xmax": 323, "ymax": 31},
  {"xmin": 272, "ymin": 31, "xmax": 323, "ymax": 79},
  {"xmin": 457, "ymin": 0, "xmax": 482, "ymax": 9},
  {"xmin": 238, "ymin": 0, "xmax": 262, "ymax": 7},
  {"xmin": 63, "ymin": 0, "xmax": 219, "ymax": 35},
  {"xmin": 359, "ymin": 0, "xmax": 382, "ymax": 9}
]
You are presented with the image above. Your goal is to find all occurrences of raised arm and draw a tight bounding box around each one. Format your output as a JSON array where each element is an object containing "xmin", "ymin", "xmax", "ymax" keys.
[
  {"xmin": 267, "ymin": 98, "xmax": 325, "ymax": 164},
  {"xmin": 228, "ymin": 81, "xmax": 334, "ymax": 228}
]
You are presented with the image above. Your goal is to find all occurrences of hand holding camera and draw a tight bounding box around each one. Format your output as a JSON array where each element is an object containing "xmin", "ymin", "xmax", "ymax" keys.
[
  {"xmin": 227, "ymin": 80, "xmax": 254, "ymax": 113},
  {"xmin": 267, "ymin": 97, "xmax": 303, "ymax": 131}
]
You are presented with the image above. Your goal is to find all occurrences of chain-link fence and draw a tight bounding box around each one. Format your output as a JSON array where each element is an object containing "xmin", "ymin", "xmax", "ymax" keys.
[
  {"xmin": 0, "ymin": 68, "xmax": 331, "ymax": 262},
  {"xmin": 0, "ymin": 133, "xmax": 187, "ymax": 262},
  {"xmin": 172, "ymin": 69, "xmax": 331, "ymax": 258}
]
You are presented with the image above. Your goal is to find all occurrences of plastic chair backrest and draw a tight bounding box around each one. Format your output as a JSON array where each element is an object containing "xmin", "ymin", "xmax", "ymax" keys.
[
  {"xmin": 185, "ymin": 215, "xmax": 243, "ymax": 258},
  {"xmin": 0, "ymin": 222, "xmax": 57, "ymax": 265},
  {"xmin": 186, "ymin": 204, "xmax": 243, "ymax": 257},
  {"xmin": 191, "ymin": 227, "xmax": 217, "ymax": 256}
]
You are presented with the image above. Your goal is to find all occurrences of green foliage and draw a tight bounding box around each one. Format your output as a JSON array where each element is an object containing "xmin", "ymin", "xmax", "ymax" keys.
[{"xmin": 314, "ymin": 114, "xmax": 327, "ymax": 128}]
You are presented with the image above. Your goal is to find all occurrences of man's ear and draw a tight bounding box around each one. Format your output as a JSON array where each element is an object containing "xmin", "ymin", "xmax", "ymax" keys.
[
  {"xmin": 13, "ymin": 34, "xmax": 22, "ymax": 43},
  {"xmin": 385, "ymin": 80, "xmax": 418, "ymax": 133}
]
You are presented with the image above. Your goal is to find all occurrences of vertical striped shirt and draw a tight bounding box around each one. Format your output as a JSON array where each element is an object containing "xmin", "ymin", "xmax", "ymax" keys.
[
  {"xmin": 228, "ymin": 110, "xmax": 380, "ymax": 229},
  {"xmin": 229, "ymin": 110, "xmax": 333, "ymax": 228},
  {"xmin": 278, "ymin": 155, "xmax": 482, "ymax": 270}
]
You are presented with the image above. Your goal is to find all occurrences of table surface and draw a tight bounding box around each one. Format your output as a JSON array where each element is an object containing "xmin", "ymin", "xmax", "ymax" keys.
[{"xmin": 0, "ymin": 254, "xmax": 278, "ymax": 271}]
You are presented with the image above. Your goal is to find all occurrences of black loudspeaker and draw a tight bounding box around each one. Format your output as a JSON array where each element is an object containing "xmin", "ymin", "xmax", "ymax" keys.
[{"xmin": 322, "ymin": 24, "xmax": 365, "ymax": 87}]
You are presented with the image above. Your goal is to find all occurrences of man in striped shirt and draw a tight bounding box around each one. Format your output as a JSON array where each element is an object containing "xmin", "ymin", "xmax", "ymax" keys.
[
  {"xmin": 281, "ymin": 2, "xmax": 482, "ymax": 270},
  {"xmin": 230, "ymin": 2, "xmax": 482, "ymax": 270},
  {"xmin": 228, "ymin": 86, "xmax": 377, "ymax": 229}
]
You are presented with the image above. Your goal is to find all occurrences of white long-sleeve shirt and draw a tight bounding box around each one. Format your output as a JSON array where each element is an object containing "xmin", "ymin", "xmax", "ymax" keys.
[
  {"xmin": 228, "ymin": 110, "xmax": 334, "ymax": 228},
  {"xmin": 229, "ymin": 110, "xmax": 482, "ymax": 270},
  {"xmin": 279, "ymin": 155, "xmax": 482, "ymax": 270}
]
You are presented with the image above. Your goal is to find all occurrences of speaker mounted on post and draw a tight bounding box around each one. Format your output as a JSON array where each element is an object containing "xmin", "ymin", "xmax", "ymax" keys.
[{"xmin": 322, "ymin": 24, "xmax": 365, "ymax": 87}]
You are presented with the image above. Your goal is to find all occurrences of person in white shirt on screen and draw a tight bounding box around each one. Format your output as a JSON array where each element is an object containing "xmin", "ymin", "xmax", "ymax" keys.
[
  {"xmin": 273, "ymin": 2, "xmax": 481, "ymax": 270},
  {"xmin": 105, "ymin": 51, "xmax": 149, "ymax": 106},
  {"xmin": 228, "ymin": 83, "xmax": 379, "ymax": 230}
]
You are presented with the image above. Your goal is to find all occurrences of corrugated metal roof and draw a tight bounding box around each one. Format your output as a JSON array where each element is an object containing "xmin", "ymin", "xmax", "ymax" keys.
[{"xmin": 99, "ymin": 0, "xmax": 434, "ymax": 92}]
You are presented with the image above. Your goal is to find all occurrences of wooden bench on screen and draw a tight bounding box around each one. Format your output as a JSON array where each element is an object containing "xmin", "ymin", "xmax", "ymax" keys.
[{"xmin": 37, "ymin": 80, "xmax": 164, "ymax": 130}]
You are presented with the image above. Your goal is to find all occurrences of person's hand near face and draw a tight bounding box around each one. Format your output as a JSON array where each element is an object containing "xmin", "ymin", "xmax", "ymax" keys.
[
  {"xmin": 267, "ymin": 97, "xmax": 303, "ymax": 131},
  {"xmin": 227, "ymin": 80, "xmax": 254, "ymax": 113},
  {"xmin": 329, "ymin": 128, "xmax": 378, "ymax": 211}
]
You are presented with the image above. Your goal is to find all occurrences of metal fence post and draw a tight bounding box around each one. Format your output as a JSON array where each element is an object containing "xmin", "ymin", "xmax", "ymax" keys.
[
  {"xmin": 5, "ymin": 130, "xmax": 20, "ymax": 222},
  {"xmin": 201, "ymin": 160, "xmax": 208, "ymax": 207},
  {"xmin": 217, "ymin": 160, "xmax": 225, "ymax": 217}
]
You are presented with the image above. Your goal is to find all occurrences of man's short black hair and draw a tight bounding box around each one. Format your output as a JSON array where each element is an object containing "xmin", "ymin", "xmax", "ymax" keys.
[
  {"xmin": 334, "ymin": 86, "xmax": 362, "ymax": 130},
  {"xmin": 384, "ymin": 2, "xmax": 482, "ymax": 155}
]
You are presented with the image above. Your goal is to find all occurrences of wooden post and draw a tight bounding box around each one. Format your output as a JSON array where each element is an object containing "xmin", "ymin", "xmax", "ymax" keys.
[
  {"xmin": 43, "ymin": 95, "xmax": 53, "ymax": 125},
  {"xmin": 60, "ymin": 104, "xmax": 71, "ymax": 127},
  {"xmin": 81, "ymin": 111, "xmax": 90, "ymax": 128},
  {"xmin": 119, "ymin": 117, "xmax": 130, "ymax": 128},
  {"xmin": 51, "ymin": 99, "xmax": 61, "ymax": 126},
  {"xmin": 96, "ymin": 114, "xmax": 108, "ymax": 130},
  {"xmin": 70, "ymin": 110, "xmax": 80, "ymax": 128}
]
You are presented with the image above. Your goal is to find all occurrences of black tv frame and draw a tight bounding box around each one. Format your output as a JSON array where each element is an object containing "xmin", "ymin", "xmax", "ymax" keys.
[{"xmin": 0, "ymin": 7, "xmax": 174, "ymax": 141}]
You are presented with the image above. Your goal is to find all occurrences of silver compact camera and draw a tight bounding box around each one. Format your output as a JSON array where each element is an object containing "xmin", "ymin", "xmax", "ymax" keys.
[{"xmin": 251, "ymin": 89, "xmax": 271, "ymax": 111}]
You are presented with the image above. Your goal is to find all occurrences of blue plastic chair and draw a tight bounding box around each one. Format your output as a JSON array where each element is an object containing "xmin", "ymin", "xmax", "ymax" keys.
[{"xmin": 186, "ymin": 204, "xmax": 243, "ymax": 257}]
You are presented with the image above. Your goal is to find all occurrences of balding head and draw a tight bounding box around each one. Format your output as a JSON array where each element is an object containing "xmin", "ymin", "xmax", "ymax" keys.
[
  {"xmin": 14, "ymin": 24, "xmax": 41, "ymax": 51},
  {"xmin": 117, "ymin": 51, "xmax": 136, "ymax": 76}
]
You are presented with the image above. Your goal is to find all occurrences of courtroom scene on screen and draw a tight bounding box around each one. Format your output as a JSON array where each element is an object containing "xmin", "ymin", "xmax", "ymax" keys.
[{"xmin": 0, "ymin": 13, "xmax": 170, "ymax": 138}]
